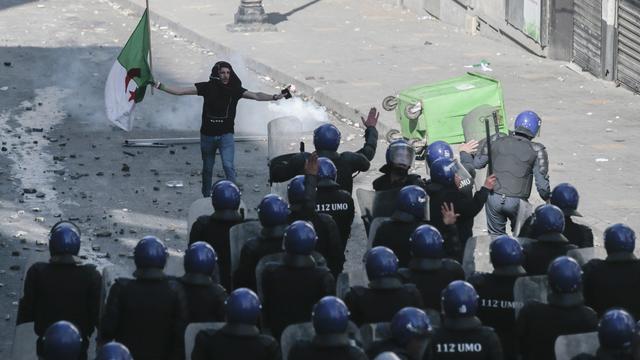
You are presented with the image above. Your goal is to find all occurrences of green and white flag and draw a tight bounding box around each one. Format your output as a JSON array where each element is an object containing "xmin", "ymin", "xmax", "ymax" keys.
[{"xmin": 105, "ymin": 9, "xmax": 153, "ymax": 131}]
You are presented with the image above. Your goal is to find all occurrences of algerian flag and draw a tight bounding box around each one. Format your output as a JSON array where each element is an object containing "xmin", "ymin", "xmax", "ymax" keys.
[{"xmin": 105, "ymin": 9, "xmax": 153, "ymax": 131}]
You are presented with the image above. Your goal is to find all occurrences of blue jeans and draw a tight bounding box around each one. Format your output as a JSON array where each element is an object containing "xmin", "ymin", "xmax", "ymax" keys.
[
  {"xmin": 201, "ymin": 133, "xmax": 236, "ymax": 197},
  {"xmin": 485, "ymin": 192, "xmax": 521, "ymax": 235}
]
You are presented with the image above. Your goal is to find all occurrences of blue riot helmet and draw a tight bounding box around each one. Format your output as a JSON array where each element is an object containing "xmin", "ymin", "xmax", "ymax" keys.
[
  {"xmin": 184, "ymin": 242, "xmax": 217, "ymax": 276},
  {"xmin": 96, "ymin": 342, "xmax": 133, "ymax": 360},
  {"xmin": 317, "ymin": 157, "xmax": 338, "ymax": 186},
  {"xmin": 489, "ymin": 235, "xmax": 524, "ymax": 267},
  {"xmin": 365, "ymin": 246, "xmax": 399, "ymax": 280},
  {"xmin": 226, "ymin": 288, "xmax": 261, "ymax": 325},
  {"xmin": 409, "ymin": 225, "xmax": 444, "ymax": 259},
  {"xmin": 604, "ymin": 224, "xmax": 636, "ymax": 254},
  {"xmin": 426, "ymin": 140, "xmax": 453, "ymax": 167},
  {"xmin": 550, "ymin": 183, "xmax": 581, "ymax": 217},
  {"xmin": 396, "ymin": 185, "xmax": 428, "ymax": 220},
  {"xmin": 313, "ymin": 123, "xmax": 341, "ymax": 152},
  {"xmin": 287, "ymin": 175, "xmax": 306, "ymax": 207},
  {"xmin": 391, "ymin": 307, "xmax": 432, "ymax": 346},
  {"xmin": 49, "ymin": 227, "xmax": 81, "ymax": 257},
  {"xmin": 547, "ymin": 256, "xmax": 582, "ymax": 294},
  {"xmin": 429, "ymin": 157, "xmax": 457, "ymax": 187},
  {"xmin": 211, "ymin": 180, "xmax": 241, "ymax": 212},
  {"xmin": 514, "ymin": 111, "xmax": 541, "ymax": 138},
  {"xmin": 312, "ymin": 296, "xmax": 350, "ymax": 335},
  {"xmin": 50, "ymin": 221, "xmax": 81, "ymax": 237},
  {"xmin": 599, "ymin": 309, "xmax": 636, "ymax": 350},
  {"xmin": 441, "ymin": 281, "xmax": 479, "ymax": 318},
  {"xmin": 533, "ymin": 204, "xmax": 565, "ymax": 235},
  {"xmin": 42, "ymin": 321, "xmax": 82, "ymax": 360},
  {"xmin": 257, "ymin": 194, "xmax": 290, "ymax": 227},
  {"xmin": 134, "ymin": 236, "xmax": 168, "ymax": 269},
  {"xmin": 386, "ymin": 139, "xmax": 415, "ymax": 169},
  {"xmin": 283, "ymin": 221, "xmax": 317, "ymax": 255}
]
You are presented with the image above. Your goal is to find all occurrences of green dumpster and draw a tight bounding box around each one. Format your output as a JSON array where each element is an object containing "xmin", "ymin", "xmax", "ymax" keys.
[{"xmin": 391, "ymin": 72, "xmax": 507, "ymax": 144}]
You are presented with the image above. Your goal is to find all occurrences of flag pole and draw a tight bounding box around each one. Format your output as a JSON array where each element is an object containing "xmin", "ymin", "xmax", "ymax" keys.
[{"xmin": 146, "ymin": 0, "xmax": 154, "ymax": 94}]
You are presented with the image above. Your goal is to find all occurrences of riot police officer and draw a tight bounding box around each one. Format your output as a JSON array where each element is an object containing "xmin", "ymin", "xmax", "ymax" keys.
[
  {"xmin": 465, "ymin": 111, "xmax": 551, "ymax": 235},
  {"xmin": 516, "ymin": 256, "xmax": 598, "ymax": 360},
  {"xmin": 572, "ymin": 309, "xmax": 635, "ymax": 360},
  {"xmin": 425, "ymin": 281, "xmax": 503, "ymax": 360},
  {"xmin": 189, "ymin": 180, "xmax": 244, "ymax": 290},
  {"xmin": 191, "ymin": 288, "xmax": 280, "ymax": 360},
  {"xmin": 468, "ymin": 236, "xmax": 527, "ymax": 360},
  {"xmin": 100, "ymin": 236, "xmax": 189, "ymax": 360},
  {"xmin": 179, "ymin": 242, "xmax": 228, "ymax": 323},
  {"xmin": 17, "ymin": 223, "xmax": 101, "ymax": 360},
  {"xmin": 261, "ymin": 221, "xmax": 335, "ymax": 340},
  {"xmin": 373, "ymin": 185, "xmax": 459, "ymax": 267},
  {"xmin": 288, "ymin": 173, "xmax": 344, "ymax": 276},
  {"xmin": 583, "ymin": 224, "xmax": 640, "ymax": 319},
  {"xmin": 97, "ymin": 342, "xmax": 133, "ymax": 360},
  {"xmin": 269, "ymin": 108, "xmax": 379, "ymax": 194},
  {"xmin": 522, "ymin": 204, "xmax": 577, "ymax": 275},
  {"xmin": 373, "ymin": 139, "xmax": 424, "ymax": 191},
  {"xmin": 367, "ymin": 307, "xmax": 432, "ymax": 360},
  {"xmin": 426, "ymin": 140, "xmax": 477, "ymax": 198},
  {"xmin": 42, "ymin": 321, "xmax": 83, "ymax": 360},
  {"xmin": 398, "ymin": 224, "xmax": 464, "ymax": 311},
  {"xmin": 315, "ymin": 157, "xmax": 356, "ymax": 251},
  {"xmin": 427, "ymin": 157, "xmax": 496, "ymax": 260},
  {"xmin": 344, "ymin": 247, "xmax": 423, "ymax": 326},
  {"xmin": 288, "ymin": 296, "xmax": 368, "ymax": 360},
  {"xmin": 550, "ymin": 183, "xmax": 593, "ymax": 248},
  {"xmin": 233, "ymin": 194, "xmax": 290, "ymax": 291}
]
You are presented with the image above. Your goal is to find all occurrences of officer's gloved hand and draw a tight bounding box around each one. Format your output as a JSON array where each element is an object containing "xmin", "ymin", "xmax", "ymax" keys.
[
  {"xmin": 361, "ymin": 107, "xmax": 379, "ymax": 128},
  {"xmin": 441, "ymin": 202, "xmax": 460, "ymax": 225}
]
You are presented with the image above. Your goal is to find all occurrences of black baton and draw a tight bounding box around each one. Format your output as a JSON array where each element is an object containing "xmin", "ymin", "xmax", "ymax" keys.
[{"xmin": 485, "ymin": 117, "xmax": 493, "ymax": 175}]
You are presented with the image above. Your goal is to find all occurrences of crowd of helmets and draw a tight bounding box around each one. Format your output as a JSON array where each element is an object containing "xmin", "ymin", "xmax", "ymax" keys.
[{"xmin": 20, "ymin": 115, "xmax": 640, "ymax": 360}]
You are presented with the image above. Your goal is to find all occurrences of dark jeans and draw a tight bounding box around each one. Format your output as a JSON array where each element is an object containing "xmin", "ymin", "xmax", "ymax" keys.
[
  {"xmin": 201, "ymin": 133, "xmax": 236, "ymax": 197},
  {"xmin": 486, "ymin": 192, "xmax": 521, "ymax": 235}
]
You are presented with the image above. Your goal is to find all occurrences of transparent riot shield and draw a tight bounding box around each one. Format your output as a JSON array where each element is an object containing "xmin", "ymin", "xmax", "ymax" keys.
[
  {"xmin": 372, "ymin": 189, "xmax": 400, "ymax": 219},
  {"xmin": 184, "ymin": 322, "xmax": 225, "ymax": 360},
  {"xmin": 229, "ymin": 220, "xmax": 262, "ymax": 275},
  {"xmin": 567, "ymin": 247, "xmax": 606, "ymax": 266},
  {"xmin": 462, "ymin": 235, "xmax": 495, "ymax": 277},
  {"xmin": 455, "ymin": 158, "xmax": 476, "ymax": 197},
  {"xmin": 513, "ymin": 200, "xmax": 534, "ymax": 237},
  {"xmin": 367, "ymin": 217, "xmax": 392, "ymax": 251},
  {"xmin": 281, "ymin": 322, "xmax": 363, "ymax": 360},
  {"xmin": 360, "ymin": 322, "xmax": 391, "ymax": 350},
  {"xmin": 554, "ymin": 332, "xmax": 599, "ymax": 360},
  {"xmin": 462, "ymin": 104, "xmax": 502, "ymax": 143},
  {"xmin": 187, "ymin": 198, "xmax": 247, "ymax": 236},
  {"xmin": 513, "ymin": 275, "xmax": 549, "ymax": 317},
  {"xmin": 356, "ymin": 188, "xmax": 376, "ymax": 236},
  {"xmin": 256, "ymin": 253, "xmax": 286, "ymax": 301}
]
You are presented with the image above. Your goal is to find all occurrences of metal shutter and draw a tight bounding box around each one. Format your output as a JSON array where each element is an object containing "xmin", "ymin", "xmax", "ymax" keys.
[
  {"xmin": 617, "ymin": 0, "xmax": 640, "ymax": 92},
  {"xmin": 573, "ymin": 0, "xmax": 604, "ymax": 77}
]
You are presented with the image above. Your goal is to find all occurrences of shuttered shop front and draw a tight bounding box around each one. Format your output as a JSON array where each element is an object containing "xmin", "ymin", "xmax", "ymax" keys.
[
  {"xmin": 617, "ymin": 0, "xmax": 640, "ymax": 92},
  {"xmin": 573, "ymin": 0, "xmax": 604, "ymax": 77}
]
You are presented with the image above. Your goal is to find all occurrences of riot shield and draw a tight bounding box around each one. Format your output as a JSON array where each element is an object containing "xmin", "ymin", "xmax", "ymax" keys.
[
  {"xmin": 372, "ymin": 189, "xmax": 400, "ymax": 219},
  {"xmin": 367, "ymin": 217, "xmax": 391, "ymax": 251},
  {"xmin": 513, "ymin": 200, "xmax": 534, "ymax": 237},
  {"xmin": 567, "ymin": 247, "xmax": 606, "ymax": 266},
  {"xmin": 462, "ymin": 235, "xmax": 495, "ymax": 277},
  {"xmin": 462, "ymin": 104, "xmax": 502, "ymax": 143},
  {"xmin": 454, "ymin": 158, "xmax": 476, "ymax": 198},
  {"xmin": 184, "ymin": 322, "xmax": 225, "ymax": 360},
  {"xmin": 336, "ymin": 272, "xmax": 351, "ymax": 299},
  {"xmin": 187, "ymin": 198, "xmax": 247, "ymax": 235},
  {"xmin": 360, "ymin": 322, "xmax": 391, "ymax": 350},
  {"xmin": 425, "ymin": 308, "xmax": 442, "ymax": 329},
  {"xmin": 513, "ymin": 275, "xmax": 549, "ymax": 317},
  {"xmin": 229, "ymin": 220, "xmax": 262, "ymax": 275},
  {"xmin": 356, "ymin": 188, "xmax": 376, "ymax": 236},
  {"xmin": 256, "ymin": 252, "xmax": 286, "ymax": 301},
  {"xmin": 554, "ymin": 332, "xmax": 599, "ymax": 360},
  {"xmin": 281, "ymin": 321, "xmax": 363, "ymax": 360}
]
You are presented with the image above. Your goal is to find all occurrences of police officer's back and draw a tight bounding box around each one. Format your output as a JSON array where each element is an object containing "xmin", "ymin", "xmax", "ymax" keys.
[
  {"xmin": 189, "ymin": 180, "xmax": 244, "ymax": 290},
  {"xmin": 261, "ymin": 221, "xmax": 335, "ymax": 340},
  {"xmin": 522, "ymin": 204, "xmax": 577, "ymax": 275},
  {"xmin": 287, "ymin": 172, "xmax": 344, "ymax": 276},
  {"xmin": 367, "ymin": 307, "xmax": 432, "ymax": 360},
  {"xmin": 179, "ymin": 242, "xmax": 227, "ymax": 323},
  {"xmin": 17, "ymin": 223, "xmax": 101, "ymax": 360},
  {"xmin": 41, "ymin": 321, "xmax": 84, "ymax": 360},
  {"xmin": 571, "ymin": 309, "xmax": 635, "ymax": 360},
  {"xmin": 468, "ymin": 236, "xmax": 527, "ymax": 360},
  {"xmin": 233, "ymin": 194, "xmax": 290, "ymax": 291},
  {"xmin": 269, "ymin": 110, "xmax": 379, "ymax": 194},
  {"xmin": 100, "ymin": 236, "xmax": 189, "ymax": 360},
  {"xmin": 516, "ymin": 256, "xmax": 598, "ymax": 360},
  {"xmin": 315, "ymin": 157, "xmax": 355, "ymax": 252},
  {"xmin": 398, "ymin": 224, "xmax": 464, "ymax": 311},
  {"xmin": 191, "ymin": 288, "xmax": 280, "ymax": 360},
  {"xmin": 288, "ymin": 296, "xmax": 368, "ymax": 360},
  {"xmin": 372, "ymin": 139, "xmax": 424, "ymax": 192},
  {"xmin": 583, "ymin": 224, "xmax": 640, "ymax": 319},
  {"xmin": 425, "ymin": 281, "xmax": 503, "ymax": 360},
  {"xmin": 344, "ymin": 247, "xmax": 423, "ymax": 326},
  {"xmin": 551, "ymin": 183, "xmax": 594, "ymax": 248}
]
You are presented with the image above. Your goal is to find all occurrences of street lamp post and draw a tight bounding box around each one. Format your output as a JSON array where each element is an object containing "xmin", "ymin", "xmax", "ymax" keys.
[{"xmin": 227, "ymin": 0, "xmax": 277, "ymax": 32}]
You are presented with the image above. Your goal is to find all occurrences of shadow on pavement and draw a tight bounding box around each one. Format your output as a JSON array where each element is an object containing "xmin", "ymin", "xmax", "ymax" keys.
[{"xmin": 266, "ymin": 0, "xmax": 321, "ymax": 25}]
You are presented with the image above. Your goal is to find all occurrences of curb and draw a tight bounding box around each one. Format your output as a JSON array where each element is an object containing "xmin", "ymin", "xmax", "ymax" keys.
[{"xmin": 109, "ymin": 0, "xmax": 394, "ymax": 138}]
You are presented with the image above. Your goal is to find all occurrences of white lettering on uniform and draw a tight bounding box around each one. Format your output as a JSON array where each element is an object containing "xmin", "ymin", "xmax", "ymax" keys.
[
  {"xmin": 436, "ymin": 343, "xmax": 483, "ymax": 353},
  {"xmin": 315, "ymin": 203, "xmax": 349, "ymax": 212},
  {"xmin": 480, "ymin": 298, "xmax": 524, "ymax": 309}
]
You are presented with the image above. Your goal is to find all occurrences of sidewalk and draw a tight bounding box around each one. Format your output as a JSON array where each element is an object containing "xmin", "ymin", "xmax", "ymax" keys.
[{"xmin": 110, "ymin": 0, "xmax": 639, "ymax": 235}]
